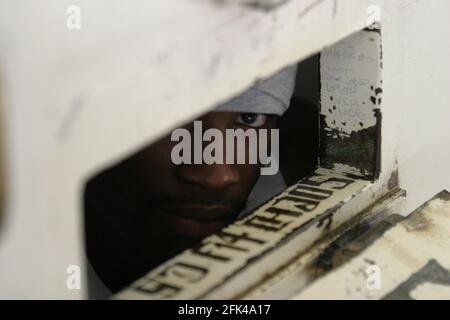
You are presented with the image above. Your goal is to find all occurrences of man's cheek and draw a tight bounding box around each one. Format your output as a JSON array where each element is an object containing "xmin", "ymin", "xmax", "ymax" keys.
[{"xmin": 242, "ymin": 163, "xmax": 261, "ymax": 187}]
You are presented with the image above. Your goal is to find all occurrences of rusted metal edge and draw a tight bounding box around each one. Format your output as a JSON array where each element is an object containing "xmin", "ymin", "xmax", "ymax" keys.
[{"xmin": 240, "ymin": 188, "xmax": 406, "ymax": 299}]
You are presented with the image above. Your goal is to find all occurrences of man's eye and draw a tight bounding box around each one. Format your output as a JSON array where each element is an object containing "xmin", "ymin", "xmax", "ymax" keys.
[{"xmin": 236, "ymin": 113, "xmax": 268, "ymax": 128}]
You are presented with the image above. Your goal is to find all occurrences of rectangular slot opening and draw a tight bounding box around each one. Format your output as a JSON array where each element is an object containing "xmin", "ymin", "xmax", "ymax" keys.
[{"xmin": 84, "ymin": 27, "xmax": 384, "ymax": 300}]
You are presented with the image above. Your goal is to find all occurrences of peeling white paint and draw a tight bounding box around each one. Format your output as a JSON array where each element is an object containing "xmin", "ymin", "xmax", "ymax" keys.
[
  {"xmin": 332, "ymin": 163, "xmax": 370, "ymax": 177},
  {"xmin": 293, "ymin": 192, "xmax": 450, "ymax": 300},
  {"xmin": 321, "ymin": 29, "xmax": 382, "ymax": 136}
]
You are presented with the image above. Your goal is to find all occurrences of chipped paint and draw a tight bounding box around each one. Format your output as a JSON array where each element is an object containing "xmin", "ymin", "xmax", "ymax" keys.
[
  {"xmin": 332, "ymin": 163, "xmax": 369, "ymax": 178},
  {"xmin": 293, "ymin": 191, "xmax": 450, "ymax": 300},
  {"xmin": 384, "ymin": 259, "xmax": 450, "ymax": 300},
  {"xmin": 320, "ymin": 28, "xmax": 383, "ymax": 179},
  {"xmin": 321, "ymin": 30, "xmax": 382, "ymax": 135},
  {"xmin": 242, "ymin": 189, "xmax": 405, "ymax": 299}
]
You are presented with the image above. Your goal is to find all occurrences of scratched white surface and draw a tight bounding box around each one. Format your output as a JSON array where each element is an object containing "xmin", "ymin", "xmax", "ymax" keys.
[
  {"xmin": 0, "ymin": 0, "xmax": 449, "ymax": 298},
  {"xmin": 293, "ymin": 193, "xmax": 450, "ymax": 300},
  {"xmin": 321, "ymin": 29, "xmax": 382, "ymax": 136}
]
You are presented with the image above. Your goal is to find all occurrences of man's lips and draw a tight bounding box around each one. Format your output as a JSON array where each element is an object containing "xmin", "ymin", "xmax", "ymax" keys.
[
  {"xmin": 159, "ymin": 204, "xmax": 237, "ymax": 239},
  {"xmin": 162, "ymin": 204, "xmax": 236, "ymax": 221}
]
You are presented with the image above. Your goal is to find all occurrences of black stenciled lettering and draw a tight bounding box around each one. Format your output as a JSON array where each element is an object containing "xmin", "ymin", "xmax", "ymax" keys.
[
  {"xmin": 200, "ymin": 229, "xmax": 266, "ymax": 255},
  {"xmin": 265, "ymin": 206, "xmax": 303, "ymax": 218},
  {"xmin": 191, "ymin": 242, "xmax": 232, "ymax": 262},
  {"xmin": 133, "ymin": 279, "xmax": 181, "ymax": 298},
  {"xmin": 243, "ymin": 214, "xmax": 290, "ymax": 232},
  {"xmin": 160, "ymin": 262, "xmax": 208, "ymax": 283},
  {"xmin": 289, "ymin": 185, "xmax": 333, "ymax": 200},
  {"xmin": 273, "ymin": 196, "xmax": 320, "ymax": 212},
  {"xmin": 213, "ymin": 243, "xmax": 248, "ymax": 252},
  {"xmin": 215, "ymin": 229, "xmax": 266, "ymax": 245},
  {"xmin": 290, "ymin": 191, "xmax": 329, "ymax": 201},
  {"xmin": 302, "ymin": 177, "xmax": 354, "ymax": 190}
]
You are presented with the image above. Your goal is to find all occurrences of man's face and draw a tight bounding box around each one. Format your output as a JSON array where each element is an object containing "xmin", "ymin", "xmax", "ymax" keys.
[{"xmin": 86, "ymin": 111, "xmax": 277, "ymax": 291}]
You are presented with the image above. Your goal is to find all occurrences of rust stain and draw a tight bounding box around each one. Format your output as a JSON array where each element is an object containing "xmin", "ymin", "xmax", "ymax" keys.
[
  {"xmin": 403, "ymin": 212, "xmax": 432, "ymax": 233},
  {"xmin": 387, "ymin": 169, "xmax": 399, "ymax": 191}
]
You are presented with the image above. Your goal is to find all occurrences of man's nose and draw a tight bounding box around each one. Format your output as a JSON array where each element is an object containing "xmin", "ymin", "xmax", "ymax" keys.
[{"xmin": 177, "ymin": 163, "xmax": 240, "ymax": 190}]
